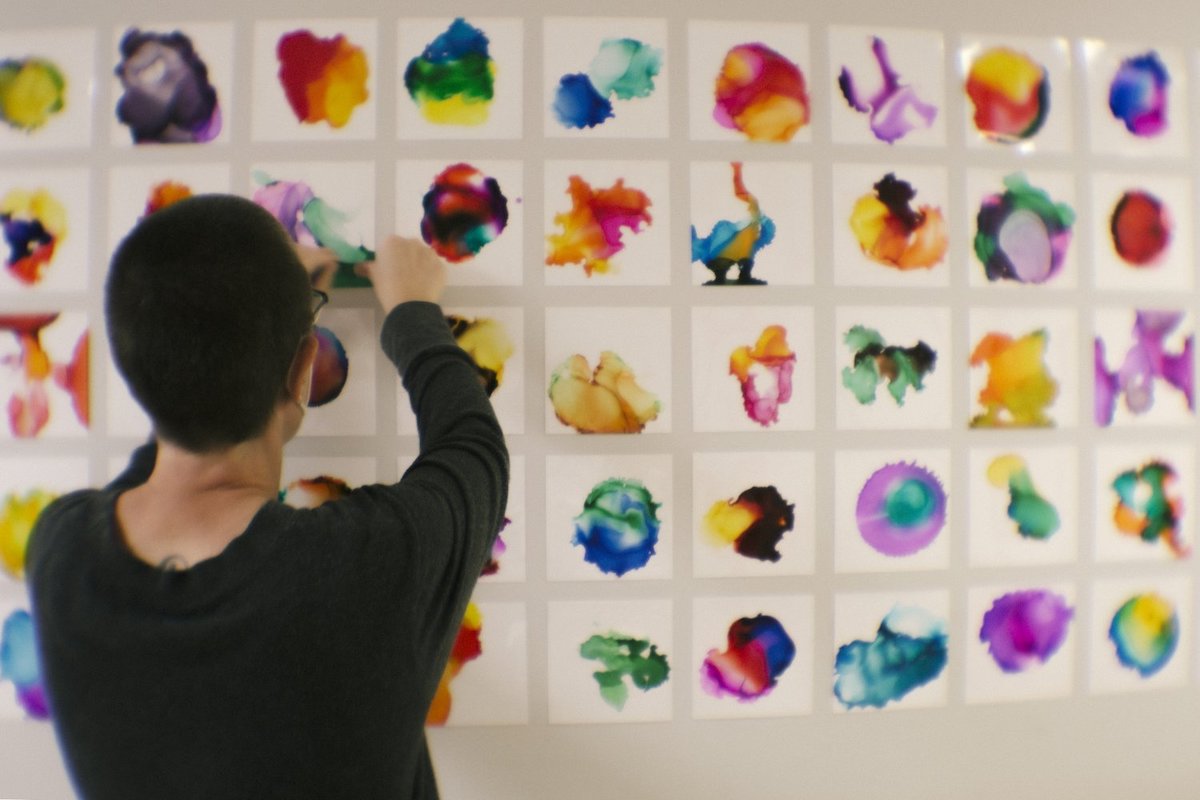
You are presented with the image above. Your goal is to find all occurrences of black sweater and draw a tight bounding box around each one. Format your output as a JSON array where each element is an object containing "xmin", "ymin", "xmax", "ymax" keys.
[{"xmin": 25, "ymin": 301, "xmax": 509, "ymax": 799}]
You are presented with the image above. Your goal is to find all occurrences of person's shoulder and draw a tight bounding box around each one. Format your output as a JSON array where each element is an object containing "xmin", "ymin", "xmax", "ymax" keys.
[{"xmin": 26, "ymin": 488, "xmax": 109, "ymax": 569}]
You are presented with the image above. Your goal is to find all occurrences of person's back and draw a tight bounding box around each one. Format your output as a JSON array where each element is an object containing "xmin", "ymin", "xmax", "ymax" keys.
[{"xmin": 25, "ymin": 196, "xmax": 508, "ymax": 799}]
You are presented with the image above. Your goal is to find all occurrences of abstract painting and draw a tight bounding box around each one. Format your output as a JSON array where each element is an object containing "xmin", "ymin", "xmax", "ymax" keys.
[
  {"xmin": 106, "ymin": 163, "xmax": 232, "ymax": 263},
  {"xmin": 429, "ymin": 601, "xmax": 528, "ymax": 727},
  {"xmin": 0, "ymin": 311, "xmax": 87, "ymax": 439},
  {"xmin": 1089, "ymin": 576, "xmax": 1189, "ymax": 694},
  {"xmin": 1083, "ymin": 40, "xmax": 1188, "ymax": 157},
  {"xmin": 1093, "ymin": 443, "xmax": 1193, "ymax": 563},
  {"xmin": 0, "ymin": 168, "xmax": 89, "ymax": 293},
  {"xmin": 1094, "ymin": 308, "xmax": 1193, "ymax": 427},
  {"xmin": 1090, "ymin": 172, "xmax": 1193, "ymax": 292},
  {"xmin": 292, "ymin": 308, "xmax": 376, "ymax": 437},
  {"xmin": 0, "ymin": 29, "xmax": 95, "ymax": 150}
]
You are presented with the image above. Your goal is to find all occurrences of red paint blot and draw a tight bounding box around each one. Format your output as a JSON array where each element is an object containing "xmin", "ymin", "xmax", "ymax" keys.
[{"xmin": 1111, "ymin": 190, "xmax": 1171, "ymax": 267}]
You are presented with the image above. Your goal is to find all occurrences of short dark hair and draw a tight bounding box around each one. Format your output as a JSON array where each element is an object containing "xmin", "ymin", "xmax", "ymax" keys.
[{"xmin": 106, "ymin": 194, "xmax": 311, "ymax": 452}]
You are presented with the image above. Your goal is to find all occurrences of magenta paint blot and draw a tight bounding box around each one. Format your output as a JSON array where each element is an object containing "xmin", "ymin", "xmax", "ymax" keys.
[
  {"xmin": 1095, "ymin": 310, "xmax": 1194, "ymax": 426},
  {"xmin": 837, "ymin": 36, "xmax": 937, "ymax": 144},
  {"xmin": 979, "ymin": 590, "xmax": 1073, "ymax": 673}
]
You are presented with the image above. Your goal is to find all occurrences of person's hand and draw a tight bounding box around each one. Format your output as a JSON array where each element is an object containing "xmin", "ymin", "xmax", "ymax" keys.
[
  {"xmin": 358, "ymin": 236, "xmax": 446, "ymax": 311},
  {"xmin": 293, "ymin": 244, "xmax": 338, "ymax": 293}
]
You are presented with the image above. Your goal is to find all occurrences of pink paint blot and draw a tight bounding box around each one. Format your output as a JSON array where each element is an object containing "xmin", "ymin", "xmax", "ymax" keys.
[{"xmin": 729, "ymin": 325, "xmax": 795, "ymax": 426}]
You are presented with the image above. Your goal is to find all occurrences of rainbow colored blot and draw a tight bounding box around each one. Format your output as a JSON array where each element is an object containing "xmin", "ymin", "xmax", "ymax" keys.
[
  {"xmin": 0, "ymin": 58, "xmax": 66, "ymax": 132},
  {"xmin": 964, "ymin": 47, "xmax": 1049, "ymax": 143},
  {"xmin": 834, "ymin": 605, "xmax": 948, "ymax": 709},
  {"xmin": 986, "ymin": 455, "xmax": 1060, "ymax": 541},
  {"xmin": 1095, "ymin": 310, "xmax": 1193, "ymax": 426},
  {"xmin": 841, "ymin": 325, "xmax": 936, "ymax": 406},
  {"xmin": 572, "ymin": 478, "xmax": 661, "ymax": 577},
  {"xmin": 447, "ymin": 315, "xmax": 514, "ymax": 397},
  {"xmin": 856, "ymin": 462, "xmax": 946, "ymax": 557},
  {"xmin": 1, "ymin": 188, "xmax": 67, "ymax": 286},
  {"xmin": 1111, "ymin": 460, "xmax": 1188, "ymax": 558},
  {"xmin": 280, "ymin": 475, "xmax": 351, "ymax": 509},
  {"xmin": 701, "ymin": 614, "xmax": 795, "ymax": 701},
  {"xmin": 143, "ymin": 180, "xmax": 193, "ymax": 217},
  {"xmin": 969, "ymin": 329, "xmax": 1058, "ymax": 428},
  {"xmin": 1110, "ymin": 190, "xmax": 1171, "ymax": 267},
  {"xmin": 838, "ymin": 36, "xmax": 937, "ymax": 144},
  {"xmin": 979, "ymin": 590, "xmax": 1072, "ymax": 673},
  {"xmin": 703, "ymin": 485, "xmax": 795, "ymax": 563},
  {"xmin": 0, "ymin": 609, "xmax": 47, "ymax": 719},
  {"xmin": 546, "ymin": 175, "xmax": 652, "ymax": 276},
  {"xmin": 404, "ymin": 18, "xmax": 495, "ymax": 126},
  {"xmin": 308, "ymin": 325, "xmax": 348, "ymax": 408},
  {"xmin": 729, "ymin": 325, "xmax": 796, "ymax": 427},
  {"xmin": 691, "ymin": 162, "xmax": 775, "ymax": 285},
  {"xmin": 849, "ymin": 173, "xmax": 947, "ymax": 270},
  {"xmin": 0, "ymin": 314, "xmax": 88, "ymax": 437},
  {"xmin": 580, "ymin": 632, "xmax": 670, "ymax": 710},
  {"xmin": 0, "ymin": 489, "xmax": 56, "ymax": 580},
  {"xmin": 115, "ymin": 28, "xmax": 222, "ymax": 144},
  {"xmin": 714, "ymin": 43, "xmax": 809, "ymax": 142},
  {"xmin": 548, "ymin": 351, "xmax": 660, "ymax": 434},
  {"xmin": 420, "ymin": 163, "xmax": 508, "ymax": 263},
  {"xmin": 276, "ymin": 30, "xmax": 369, "ymax": 129},
  {"xmin": 552, "ymin": 38, "xmax": 662, "ymax": 129},
  {"xmin": 975, "ymin": 173, "xmax": 1074, "ymax": 285},
  {"xmin": 1109, "ymin": 593, "xmax": 1178, "ymax": 677},
  {"xmin": 427, "ymin": 603, "xmax": 483, "ymax": 725},
  {"xmin": 1109, "ymin": 52, "xmax": 1168, "ymax": 138}
]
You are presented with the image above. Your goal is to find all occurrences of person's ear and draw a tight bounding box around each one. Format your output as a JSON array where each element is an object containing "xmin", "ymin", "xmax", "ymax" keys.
[{"xmin": 286, "ymin": 333, "xmax": 320, "ymax": 408}]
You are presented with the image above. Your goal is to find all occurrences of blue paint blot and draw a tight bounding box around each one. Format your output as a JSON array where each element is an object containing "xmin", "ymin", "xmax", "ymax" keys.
[
  {"xmin": 834, "ymin": 605, "xmax": 948, "ymax": 709},
  {"xmin": 1109, "ymin": 52, "xmax": 1169, "ymax": 137},
  {"xmin": 572, "ymin": 477, "xmax": 660, "ymax": 576},
  {"xmin": 1, "ymin": 609, "xmax": 48, "ymax": 719},
  {"xmin": 553, "ymin": 73, "xmax": 614, "ymax": 129},
  {"xmin": 419, "ymin": 17, "xmax": 490, "ymax": 63}
]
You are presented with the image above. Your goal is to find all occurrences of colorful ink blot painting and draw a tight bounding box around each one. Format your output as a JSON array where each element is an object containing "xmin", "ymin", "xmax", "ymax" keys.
[
  {"xmin": 965, "ymin": 584, "xmax": 1075, "ymax": 704},
  {"xmin": 967, "ymin": 446, "xmax": 1078, "ymax": 568},
  {"xmin": 251, "ymin": 19, "xmax": 376, "ymax": 142},
  {"xmin": 1093, "ymin": 444, "xmax": 1193, "ymax": 564},
  {"xmin": 691, "ymin": 306, "xmax": 814, "ymax": 433},
  {"xmin": 968, "ymin": 308, "xmax": 1078, "ymax": 429},
  {"xmin": 832, "ymin": 591, "xmax": 950, "ymax": 712},
  {"xmin": 835, "ymin": 449, "xmax": 951, "ymax": 573},
  {"xmin": 834, "ymin": 306, "xmax": 951, "ymax": 431},
  {"xmin": 548, "ymin": 599, "xmax": 672, "ymax": 724},
  {"xmin": 687, "ymin": 21, "xmax": 811, "ymax": 143},
  {"xmin": 427, "ymin": 600, "xmax": 528, "ymax": 727},
  {"xmin": 1094, "ymin": 308, "xmax": 1194, "ymax": 428},
  {"xmin": 0, "ymin": 457, "xmax": 87, "ymax": 587},
  {"xmin": 544, "ymin": 306, "xmax": 671, "ymax": 435},
  {"xmin": 692, "ymin": 450, "xmax": 814, "ymax": 578},
  {"xmin": 290, "ymin": 308, "xmax": 376, "ymax": 437},
  {"xmin": 1083, "ymin": 41, "xmax": 1188, "ymax": 157},
  {"xmin": 831, "ymin": 163, "xmax": 950, "ymax": 288},
  {"xmin": 543, "ymin": 160, "xmax": 670, "ymax": 286},
  {"xmin": 0, "ymin": 168, "xmax": 89, "ymax": 293},
  {"xmin": 828, "ymin": 26, "xmax": 945, "ymax": 147},
  {"xmin": 689, "ymin": 161, "xmax": 812, "ymax": 286},
  {"xmin": 0, "ymin": 311, "xmax": 87, "ymax": 439},
  {"xmin": 1091, "ymin": 173, "xmax": 1193, "ymax": 292},
  {"xmin": 543, "ymin": 17, "xmax": 668, "ymax": 139},
  {"xmin": 0, "ymin": 596, "xmax": 45, "ymax": 720},
  {"xmin": 0, "ymin": 29, "xmax": 95, "ymax": 150},
  {"xmin": 1089, "ymin": 576, "xmax": 1189, "ymax": 694},
  {"xmin": 966, "ymin": 169, "xmax": 1077, "ymax": 290},
  {"xmin": 544, "ymin": 454, "xmax": 672, "ymax": 582},
  {"xmin": 110, "ymin": 23, "xmax": 232, "ymax": 146},
  {"xmin": 396, "ymin": 160, "xmax": 523, "ymax": 287},
  {"xmin": 106, "ymin": 163, "xmax": 232, "ymax": 268},
  {"xmin": 692, "ymin": 594, "xmax": 813, "ymax": 719},
  {"xmin": 959, "ymin": 35, "xmax": 1071, "ymax": 153},
  {"xmin": 397, "ymin": 17, "xmax": 522, "ymax": 140}
]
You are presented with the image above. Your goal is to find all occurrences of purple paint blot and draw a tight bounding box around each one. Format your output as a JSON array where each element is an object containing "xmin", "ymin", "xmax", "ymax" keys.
[
  {"xmin": 1095, "ymin": 310, "xmax": 1194, "ymax": 426},
  {"xmin": 838, "ymin": 36, "xmax": 937, "ymax": 144},
  {"xmin": 979, "ymin": 590, "xmax": 1073, "ymax": 673},
  {"xmin": 855, "ymin": 461, "xmax": 946, "ymax": 557}
]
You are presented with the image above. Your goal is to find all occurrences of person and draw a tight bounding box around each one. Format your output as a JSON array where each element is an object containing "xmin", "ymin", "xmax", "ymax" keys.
[{"xmin": 25, "ymin": 195, "xmax": 508, "ymax": 799}]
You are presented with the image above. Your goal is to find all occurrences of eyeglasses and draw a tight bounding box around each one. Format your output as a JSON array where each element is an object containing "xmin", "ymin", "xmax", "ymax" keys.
[{"xmin": 311, "ymin": 289, "xmax": 329, "ymax": 321}]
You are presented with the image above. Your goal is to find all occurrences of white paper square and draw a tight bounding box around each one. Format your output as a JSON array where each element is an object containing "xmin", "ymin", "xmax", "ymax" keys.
[
  {"xmin": 0, "ymin": 29, "xmax": 95, "ymax": 151},
  {"xmin": 544, "ymin": 454, "xmax": 672, "ymax": 582},
  {"xmin": 828, "ymin": 26, "xmax": 945, "ymax": 147},
  {"xmin": 692, "ymin": 450, "xmax": 814, "ymax": 578},
  {"xmin": 251, "ymin": 18, "xmax": 378, "ymax": 142},
  {"xmin": 0, "ymin": 167, "xmax": 90, "ymax": 293},
  {"xmin": 689, "ymin": 161, "xmax": 813, "ymax": 286},
  {"xmin": 397, "ymin": 17, "xmax": 523, "ymax": 140},
  {"xmin": 1089, "ymin": 575, "xmax": 1190, "ymax": 694},
  {"xmin": 691, "ymin": 306, "xmax": 814, "ymax": 433},
  {"xmin": 544, "ymin": 306, "xmax": 672, "ymax": 435},
  {"xmin": 1093, "ymin": 443, "xmax": 1194, "ymax": 563},
  {"xmin": 107, "ymin": 162, "xmax": 233, "ymax": 258},
  {"xmin": 548, "ymin": 599, "xmax": 672, "ymax": 724},
  {"xmin": 1082, "ymin": 40, "xmax": 1188, "ymax": 158},
  {"xmin": 436, "ymin": 600, "xmax": 528, "ymax": 727},
  {"xmin": 299, "ymin": 307, "xmax": 376, "ymax": 437},
  {"xmin": 543, "ymin": 160, "xmax": 670, "ymax": 286},
  {"xmin": 834, "ymin": 305, "xmax": 951, "ymax": 430},
  {"xmin": 692, "ymin": 594, "xmax": 813, "ymax": 719},
  {"xmin": 0, "ymin": 311, "xmax": 88, "ymax": 439},
  {"xmin": 543, "ymin": 17, "xmax": 668, "ymax": 139},
  {"xmin": 396, "ymin": 160, "xmax": 523, "ymax": 287},
  {"xmin": 831, "ymin": 163, "xmax": 950, "ymax": 288},
  {"xmin": 1090, "ymin": 173, "xmax": 1193, "ymax": 292},
  {"xmin": 1094, "ymin": 308, "xmax": 1194, "ymax": 428}
]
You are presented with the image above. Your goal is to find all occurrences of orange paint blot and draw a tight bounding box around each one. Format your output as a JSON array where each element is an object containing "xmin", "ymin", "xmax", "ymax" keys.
[
  {"xmin": 426, "ymin": 603, "xmax": 483, "ymax": 726},
  {"xmin": 969, "ymin": 329, "xmax": 1058, "ymax": 428},
  {"xmin": 546, "ymin": 175, "xmax": 652, "ymax": 276},
  {"xmin": 277, "ymin": 30, "xmax": 369, "ymax": 128}
]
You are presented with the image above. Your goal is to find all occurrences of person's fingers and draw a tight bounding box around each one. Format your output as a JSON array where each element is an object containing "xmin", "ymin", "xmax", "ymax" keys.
[
  {"xmin": 309, "ymin": 262, "xmax": 336, "ymax": 292},
  {"xmin": 353, "ymin": 260, "xmax": 375, "ymax": 279}
]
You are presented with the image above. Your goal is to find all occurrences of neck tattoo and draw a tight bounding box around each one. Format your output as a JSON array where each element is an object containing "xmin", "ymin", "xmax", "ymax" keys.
[{"xmin": 158, "ymin": 555, "xmax": 190, "ymax": 572}]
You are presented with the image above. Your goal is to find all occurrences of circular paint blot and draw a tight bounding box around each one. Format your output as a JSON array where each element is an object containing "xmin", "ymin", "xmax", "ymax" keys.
[
  {"xmin": 1108, "ymin": 52, "xmax": 1168, "ymax": 138},
  {"xmin": 713, "ymin": 43, "xmax": 809, "ymax": 142},
  {"xmin": 308, "ymin": 325, "xmax": 348, "ymax": 407},
  {"xmin": 419, "ymin": 163, "xmax": 509, "ymax": 263},
  {"xmin": 979, "ymin": 590, "xmax": 1073, "ymax": 673},
  {"xmin": 1110, "ymin": 190, "xmax": 1171, "ymax": 266},
  {"xmin": 1108, "ymin": 593, "xmax": 1179, "ymax": 677},
  {"xmin": 855, "ymin": 462, "xmax": 946, "ymax": 557},
  {"xmin": 974, "ymin": 174, "xmax": 1074, "ymax": 285},
  {"xmin": 572, "ymin": 477, "xmax": 661, "ymax": 576},
  {"xmin": 964, "ymin": 47, "xmax": 1049, "ymax": 143}
]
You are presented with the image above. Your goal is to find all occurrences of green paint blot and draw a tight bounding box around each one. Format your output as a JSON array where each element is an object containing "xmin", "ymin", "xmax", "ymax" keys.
[
  {"xmin": 885, "ymin": 479, "xmax": 935, "ymax": 527},
  {"xmin": 587, "ymin": 39, "xmax": 662, "ymax": 100},
  {"xmin": 579, "ymin": 632, "xmax": 670, "ymax": 710}
]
